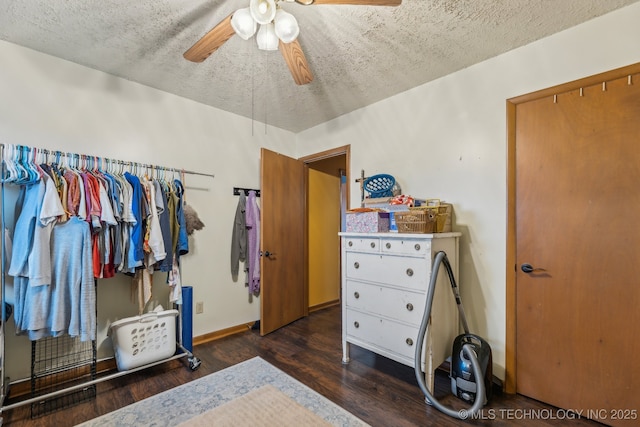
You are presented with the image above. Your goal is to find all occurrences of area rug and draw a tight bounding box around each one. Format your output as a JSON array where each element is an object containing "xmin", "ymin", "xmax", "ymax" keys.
[
  {"xmin": 76, "ymin": 357, "xmax": 369, "ymax": 427},
  {"xmin": 176, "ymin": 385, "xmax": 331, "ymax": 427}
]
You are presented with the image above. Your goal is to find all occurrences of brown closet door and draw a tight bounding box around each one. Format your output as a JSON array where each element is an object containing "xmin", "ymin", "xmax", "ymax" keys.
[{"xmin": 515, "ymin": 75, "xmax": 640, "ymax": 426}]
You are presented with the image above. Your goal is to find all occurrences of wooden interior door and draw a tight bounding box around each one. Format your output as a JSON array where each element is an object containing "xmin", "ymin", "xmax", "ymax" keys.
[
  {"xmin": 260, "ymin": 148, "xmax": 307, "ymax": 335},
  {"xmin": 514, "ymin": 72, "xmax": 640, "ymax": 426}
]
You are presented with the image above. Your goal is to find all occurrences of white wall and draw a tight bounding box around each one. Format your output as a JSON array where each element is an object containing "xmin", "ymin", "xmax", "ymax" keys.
[
  {"xmin": 0, "ymin": 40, "xmax": 296, "ymax": 379},
  {"xmin": 296, "ymin": 2, "xmax": 640, "ymax": 380}
]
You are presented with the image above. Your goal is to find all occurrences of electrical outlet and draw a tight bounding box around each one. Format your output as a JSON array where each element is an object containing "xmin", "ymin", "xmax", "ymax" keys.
[{"xmin": 195, "ymin": 301, "xmax": 204, "ymax": 314}]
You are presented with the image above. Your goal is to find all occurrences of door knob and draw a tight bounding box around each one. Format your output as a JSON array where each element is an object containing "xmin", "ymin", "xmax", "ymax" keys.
[
  {"xmin": 262, "ymin": 250, "xmax": 275, "ymax": 258},
  {"xmin": 521, "ymin": 263, "xmax": 546, "ymax": 273}
]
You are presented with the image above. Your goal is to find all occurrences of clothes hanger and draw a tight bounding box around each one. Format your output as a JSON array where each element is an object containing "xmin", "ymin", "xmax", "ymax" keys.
[
  {"xmin": 2, "ymin": 144, "xmax": 19, "ymax": 183},
  {"xmin": 21, "ymin": 146, "xmax": 36, "ymax": 183},
  {"xmin": 30, "ymin": 147, "xmax": 47, "ymax": 182},
  {"xmin": 159, "ymin": 167, "xmax": 170, "ymax": 192},
  {"xmin": 15, "ymin": 145, "xmax": 34, "ymax": 184}
]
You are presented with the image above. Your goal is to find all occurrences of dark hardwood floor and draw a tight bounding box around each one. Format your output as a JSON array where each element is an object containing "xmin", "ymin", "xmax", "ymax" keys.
[{"xmin": 2, "ymin": 305, "xmax": 604, "ymax": 426}]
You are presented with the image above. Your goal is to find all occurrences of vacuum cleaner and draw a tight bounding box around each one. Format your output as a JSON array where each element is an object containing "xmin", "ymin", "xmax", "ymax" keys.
[{"xmin": 414, "ymin": 251, "xmax": 492, "ymax": 419}]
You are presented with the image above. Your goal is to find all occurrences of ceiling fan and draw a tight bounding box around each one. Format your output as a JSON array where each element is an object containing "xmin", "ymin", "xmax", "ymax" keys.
[{"xmin": 183, "ymin": 0, "xmax": 402, "ymax": 85}]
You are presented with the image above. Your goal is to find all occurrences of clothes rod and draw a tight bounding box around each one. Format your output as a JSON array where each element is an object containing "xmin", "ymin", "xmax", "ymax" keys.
[
  {"xmin": 0, "ymin": 143, "xmax": 215, "ymax": 179},
  {"xmin": 233, "ymin": 187, "xmax": 260, "ymax": 197}
]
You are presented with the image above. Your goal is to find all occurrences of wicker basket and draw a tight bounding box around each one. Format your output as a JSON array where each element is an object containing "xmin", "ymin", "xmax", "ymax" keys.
[
  {"xmin": 435, "ymin": 203, "xmax": 452, "ymax": 232},
  {"xmin": 394, "ymin": 210, "xmax": 437, "ymax": 233},
  {"xmin": 409, "ymin": 203, "xmax": 452, "ymax": 233}
]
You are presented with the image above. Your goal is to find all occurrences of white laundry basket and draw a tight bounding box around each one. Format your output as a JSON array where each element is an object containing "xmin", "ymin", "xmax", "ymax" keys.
[{"xmin": 108, "ymin": 309, "xmax": 179, "ymax": 371}]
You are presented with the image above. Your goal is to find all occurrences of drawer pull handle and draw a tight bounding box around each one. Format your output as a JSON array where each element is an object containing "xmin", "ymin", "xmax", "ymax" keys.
[
  {"xmin": 354, "ymin": 262, "xmax": 360, "ymax": 269},
  {"xmin": 354, "ymin": 292, "xmax": 360, "ymax": 299},
  {"xmin": 370, "ymin": 242, "xmax": 376, "ymax": 248},
  {"xmin": 406, "ymin": 268, "xmax": 414, "ymax": 277},
  {"xmin": 406, "ymin": 303, "xmax": 414, "ymax": 311},
  {"xmin": 348, "ymin": 241, "xmax": 353, "ymax": 247},
  {"xmin": 354, "ymin": 321, "xmax": 360, "ymax": 328},
  {"xmin": 385, "ymin": 242, "xmax": 391, "ymax": 249},
  {"xmin": 414, "ymin": 244, "xmax": 421, "ymax": 251},
  {"xmin": 406, "ymin": 338, "xmax": 414, "ymax": 346}
]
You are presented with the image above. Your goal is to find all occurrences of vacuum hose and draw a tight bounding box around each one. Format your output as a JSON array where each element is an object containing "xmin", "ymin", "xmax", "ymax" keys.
[{"xmin": 414, "ymin": 251, "xmax": 486, "ymax": 419}]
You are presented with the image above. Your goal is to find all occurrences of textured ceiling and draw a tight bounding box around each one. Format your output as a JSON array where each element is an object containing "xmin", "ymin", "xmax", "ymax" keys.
[{"xmin": 1, "ymin": 0, "xmax": 638, "ymax": 133}]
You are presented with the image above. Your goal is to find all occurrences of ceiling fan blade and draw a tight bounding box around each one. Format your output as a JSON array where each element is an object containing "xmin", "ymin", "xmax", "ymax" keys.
[
  {"xmin": 296, "ymin": 0, "xmax": 401, "ymax": 5},
  {"xmin": 184, "ymin": 14, "xmax": 236, "ymax": 63},
  {"xmin": 279, "ymin": 39, "xmax": 314, "ymax": 85}
]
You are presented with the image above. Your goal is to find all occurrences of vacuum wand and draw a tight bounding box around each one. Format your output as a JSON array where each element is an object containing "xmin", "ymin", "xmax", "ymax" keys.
[
  {"xmin": 414, "ymin": 251, "xmax": 487, "ymax": 419},
  {"xmin": 441, "ymin": 254, "xmax": 470, "ymax": 335}
]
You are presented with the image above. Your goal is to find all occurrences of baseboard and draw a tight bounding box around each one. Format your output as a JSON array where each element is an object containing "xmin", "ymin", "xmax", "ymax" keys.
[
  {"xmin": 309, "ymin": 299, "xmax": 340, "ymax": 313},
  {"xmin": 192, "ymin": 322, "xmax": 255, "ymax": 346}
]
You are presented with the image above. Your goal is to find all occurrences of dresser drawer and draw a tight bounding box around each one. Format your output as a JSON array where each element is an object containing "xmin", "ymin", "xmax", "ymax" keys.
[
  {"xmin": 345, "ymin": 309, "xmax": 422, "ymax": 362},
  {"xmin": 345, "ymin": 281, "xmax": 426, "ymax": 326},
  {"xmin": 343, "ymin": 237, "xmax": 381, "ymax": 253},
  {"xmin": 345, "ymin": 252, "xmax": 430, "ymax": 291},
  {"xmin": 380, "ymin": 238, "xmax": 430, "ymax": 257}
]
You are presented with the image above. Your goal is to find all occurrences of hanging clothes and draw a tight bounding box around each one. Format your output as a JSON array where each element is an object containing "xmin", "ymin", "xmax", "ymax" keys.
[
  {"xmin": 94, "ymin": 171, "xmax": 117, "ymax": 279},
  {"xmin": 173, "ymin": 179, "xmax": 189, "ymax": 257},
  {"xmin": 2, "ymin": 143, "xmax": 202, "ymax": 339},
  {"xmin": 8, "ymin": 180, "xmax": 46, "ymax": 279},
  {"xmin": 167, "ymin": 179, "xmax": 188, "ymax": 305},
  {"xmin": 230, "ymin": 192, "xmax": 247, "ymax": 282},
  {"xmin": 13, "ymin": 216, "xmax": 95, "ymax": 341},
  {"xmin": 245, "ymin": 190, "xmax": 260, "ymax": 294},
  {"xmin": 141, "ymin": 177, "xmax": 166, "ymax": 266},
  {"xmin": 155, "ymin": 180, "xmax": 173, "ymax": 273},
  {"xmin": 43, "ymin": 216, "xmax": 96, "ymax": 341},
  {"xmin": 123, "ymin": 172, "xmax": 145, "ymax": 272},
  {"xmin": 167, "ymin": 253, "xmax": 182, "ymax": 304}
]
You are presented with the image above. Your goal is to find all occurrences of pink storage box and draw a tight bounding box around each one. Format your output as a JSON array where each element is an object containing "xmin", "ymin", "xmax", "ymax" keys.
[{"xmin": 346, "ymin": 211, "xmax": 390, "ymax": 233}]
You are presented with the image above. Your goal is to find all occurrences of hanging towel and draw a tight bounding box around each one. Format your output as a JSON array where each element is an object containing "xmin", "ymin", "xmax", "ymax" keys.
[
  {"xmin": 132, "ymin": 268, "xmax": 153, "ymax": 315},
  {"xmin": 245, "ymin": 191, "xmax": 260, "ymax": 294},
  {"xmin": 168, "ymin": 253, "xmax": 182, "ymax": 304},
  {"xmin": 230, "ymin": 192, "xmax": 247, "ymax": 281}
]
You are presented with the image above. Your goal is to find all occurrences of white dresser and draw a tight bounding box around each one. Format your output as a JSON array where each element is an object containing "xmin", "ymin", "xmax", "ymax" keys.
[{"xmin": 340, "ymin": 232, "xmax": 461, "ymax": 391}]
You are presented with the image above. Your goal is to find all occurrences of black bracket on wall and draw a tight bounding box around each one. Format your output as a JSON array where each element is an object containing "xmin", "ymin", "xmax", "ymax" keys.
[{"xmin": 233, "ymin": 187, "xmax": 260, "ymax": 197}]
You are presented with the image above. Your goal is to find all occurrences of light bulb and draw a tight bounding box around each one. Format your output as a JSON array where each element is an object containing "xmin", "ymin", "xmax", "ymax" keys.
[
  {"xmin": 257, "ymin": 23, "xmax": 279, "ymax": 51},
  {"xmin": 231, "ymin": 8, "xmax": 257, "ymax": 40},
  {"xmin": 274, "ymin": 9, "xmax": 299, "ymax": 43},
  {"xmin": 250, "ymin": 0, "xmax": 276, "ymax": 25}
]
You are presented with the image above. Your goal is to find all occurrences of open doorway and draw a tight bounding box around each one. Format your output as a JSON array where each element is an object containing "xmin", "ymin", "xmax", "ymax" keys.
[{"xmin": 299, "ymin": 146, "xmax": 350, "ymax": 312}]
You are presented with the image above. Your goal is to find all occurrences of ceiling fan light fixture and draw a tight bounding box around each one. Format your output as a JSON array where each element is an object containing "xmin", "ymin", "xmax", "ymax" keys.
[
  {"xmin": 250, "ymin": 0, "xmax": 277, "ymax": 25},
  {"xmin": 274, "ymin": 9, "xmax": 299, "ymax": 43},
  {"xmin": 256, "ymin": 23, "xmax": 279, "ymax": 51},
  {"xmin": 231, "ymin": 8, "xmax": 257, "ymax": 40}
]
